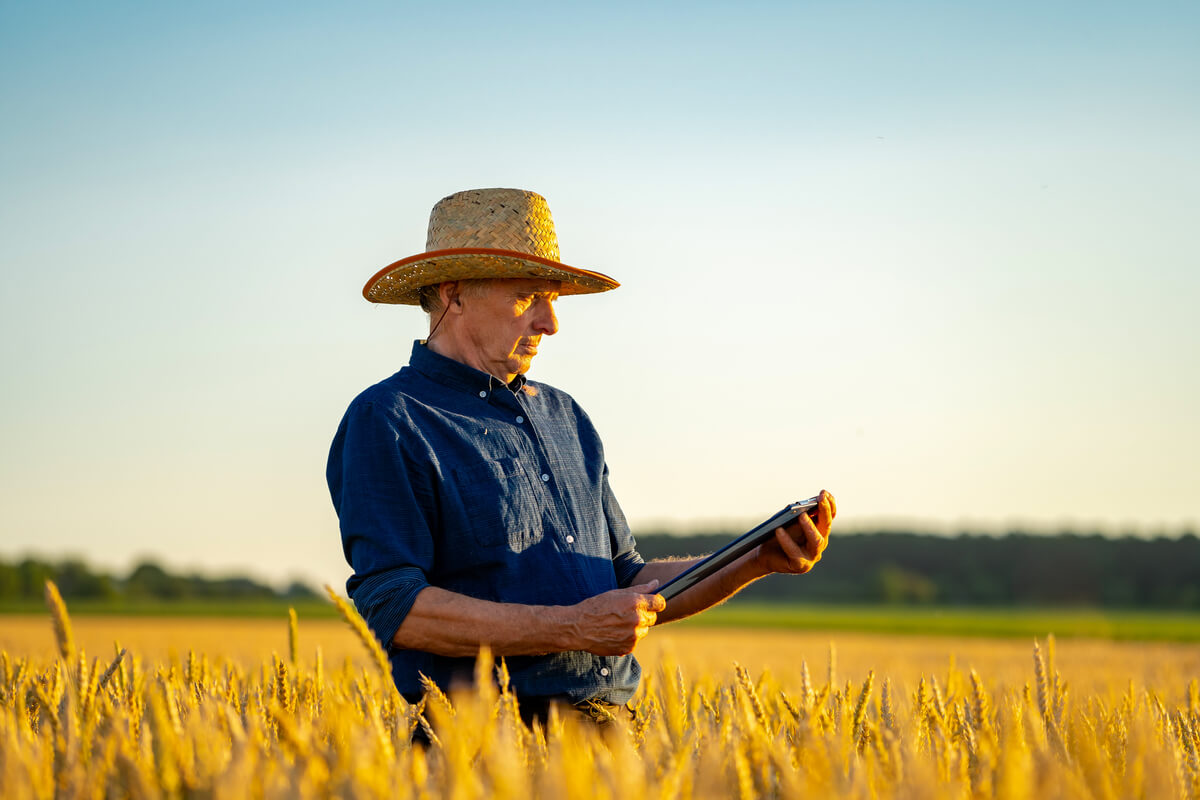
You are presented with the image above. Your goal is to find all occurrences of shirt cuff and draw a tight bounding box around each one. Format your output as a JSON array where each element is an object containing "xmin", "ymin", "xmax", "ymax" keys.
[
  {"xmin": 613, "ymin": 550, "xmax": 646, "ymax": 588},
  {"xmin": 349, "ymin": 566, "xmax": 430, "ymax": 649}
]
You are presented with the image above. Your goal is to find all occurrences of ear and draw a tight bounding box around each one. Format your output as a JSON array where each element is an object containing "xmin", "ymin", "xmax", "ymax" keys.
[{"xmin": 437, "ymin": 281, "xmax": 464, "ymax": 311}]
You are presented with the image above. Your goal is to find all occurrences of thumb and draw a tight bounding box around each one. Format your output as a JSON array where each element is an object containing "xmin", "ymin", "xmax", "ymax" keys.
[{"xmin": 624, "ymin": 579, "xmax": 660, "ymax": 594}]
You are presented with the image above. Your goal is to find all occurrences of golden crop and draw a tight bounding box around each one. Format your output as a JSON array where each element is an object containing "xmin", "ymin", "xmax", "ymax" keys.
[{"xmin": 1, "ymin": 583, "xmax": 1198, "ymax": 799}]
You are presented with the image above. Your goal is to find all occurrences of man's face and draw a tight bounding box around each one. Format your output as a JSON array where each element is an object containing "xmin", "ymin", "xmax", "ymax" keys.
[{"xmin": 457, "ymin": 278, "xmax": 561, "ymax": 381}]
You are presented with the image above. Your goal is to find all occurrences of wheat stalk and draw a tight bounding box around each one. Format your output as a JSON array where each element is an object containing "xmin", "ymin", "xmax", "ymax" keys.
[
  {"xmin": 43, "ymin": 580, "xmax": 76, "ymax": 663},
  {"xmin": 287, "ymin": 607, "xmax": 299, "ymax": 667},
  {"xmin": 323, "ymin": 584, "xmax": 393, "ymax": 690},
  {"xmin": 734, "ymin": 662, "xmax": 769, "ymax": 733},
  {"xmin": 852, "ymin": 670, "xmax": 875, "ymax": 751},
  {"xmin": 881, "ymin": 677, "xmax": 897, "ymax": 737}
]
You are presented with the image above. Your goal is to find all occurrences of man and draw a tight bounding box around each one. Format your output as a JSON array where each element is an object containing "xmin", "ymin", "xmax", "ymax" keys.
[{"xmin": 327, "ymin": 188, "xmax": 835, "ymax": 720}]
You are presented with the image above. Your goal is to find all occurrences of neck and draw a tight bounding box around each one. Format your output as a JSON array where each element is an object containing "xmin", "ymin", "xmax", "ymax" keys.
[{"xmin": 426, "ymin": 333, "xmax": 517, "ymax": 385}]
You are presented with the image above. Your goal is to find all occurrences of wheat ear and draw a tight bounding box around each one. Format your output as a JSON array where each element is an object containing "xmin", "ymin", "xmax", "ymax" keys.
[
  {"xmin": 97, "ymin": 649, "xmax": 127, "ymax": 692},
  {"xmin": 287, "ymin": 607, "xmax": 299, "ymax": 667},
  {"xmin": 852, "ymin": 670, "xmax": 875, "ymax": 747},
  {"xmin": 324, "ymin": 585, "xmax": 392, "ymax": 688},
  {"xmin": 44, "ymin": 580, "xmax": 76, "ymax": 662}
]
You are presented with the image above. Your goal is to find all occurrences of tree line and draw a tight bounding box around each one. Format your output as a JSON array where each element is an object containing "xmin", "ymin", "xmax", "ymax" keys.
[
  {"xmin": 3, "ymin": 529, "xmax": 1198, "ymax": 608},
  {"xmin": 0, "ymin": 558, "xmax": 318, "ymax": 604},
  {"xmin": 634, "ymin": 529, "xmax": 1200, "ymax": 608}
]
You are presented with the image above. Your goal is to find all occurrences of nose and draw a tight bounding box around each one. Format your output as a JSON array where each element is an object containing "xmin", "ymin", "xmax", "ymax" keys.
[{"xmin": 534, "ymin": 298, "xmax": 558, "ymax": 335}]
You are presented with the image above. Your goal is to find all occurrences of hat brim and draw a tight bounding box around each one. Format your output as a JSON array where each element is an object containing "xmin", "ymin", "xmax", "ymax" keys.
[{"xmin": 363, "ymin": 248, "xmax": 619, "ymax": 305}]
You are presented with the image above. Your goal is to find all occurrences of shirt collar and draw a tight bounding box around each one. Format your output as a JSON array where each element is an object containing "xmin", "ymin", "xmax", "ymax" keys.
[{"xmin": 408, "ymin": 340, "xmax": 528, "ymax": 396}]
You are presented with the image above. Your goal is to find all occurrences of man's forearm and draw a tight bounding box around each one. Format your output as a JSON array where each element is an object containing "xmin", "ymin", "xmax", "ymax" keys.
[
  {"xmin": 393, "ymin": 586, "xmax": 576, "ymax": 657},
  {"xmin": 633, "ymin": 551, "xmax": 769, "ymax": 624}
]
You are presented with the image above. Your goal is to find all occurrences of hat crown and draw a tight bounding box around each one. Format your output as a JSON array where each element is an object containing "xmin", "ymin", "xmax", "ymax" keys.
[{"xmin": 426, "ymin": 188, "xmax": 561, "ymax": 261}]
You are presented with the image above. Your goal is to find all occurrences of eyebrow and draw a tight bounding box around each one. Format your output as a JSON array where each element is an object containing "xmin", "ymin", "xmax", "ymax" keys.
[{"xmin": 516, "ymin": 289, "xmax": 559, "ymax": 300}]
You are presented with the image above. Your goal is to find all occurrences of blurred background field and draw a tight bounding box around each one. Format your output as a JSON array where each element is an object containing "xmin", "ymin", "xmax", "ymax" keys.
[
  {"xmin": 3, "ymin": 613, "xmax": 1197, "ymax": 703},
  {"xmin": 673, "ymin": 604, "xmax": 1200, "ymax": 642},
  {"xmin": 3, "ymin": 540, "xmax": 1196, "ymax": 644},
  {"xmin": 2, "ymin": 602, "xmax": 1196, "ymax": 641},
  {"xmin": 6, "ymin": 532, "xmax": 1199, "ymax": 614}
]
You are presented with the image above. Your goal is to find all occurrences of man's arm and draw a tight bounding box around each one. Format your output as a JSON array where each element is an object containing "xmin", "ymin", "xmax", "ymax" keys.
[
  {"xmin": 393, "ymin": 581, "xmax": 666, "ymax": 658},
  {"xmin": 391, "ymin": 489, "xmax": 833, "ymax": 655},
  {"xmin": 635, "ymin": 490, "xmax": 837, "ymax": 624}
]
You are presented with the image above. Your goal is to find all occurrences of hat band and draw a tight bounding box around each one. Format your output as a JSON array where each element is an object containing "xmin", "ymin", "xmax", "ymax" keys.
[{"xmin": 363, "ymin": 247, "xmax": 619, "ymax": 303}]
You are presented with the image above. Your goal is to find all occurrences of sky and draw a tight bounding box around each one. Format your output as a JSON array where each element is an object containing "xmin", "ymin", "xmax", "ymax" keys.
[{"xmin": 1, "ymin": 1, "xmax": 1197, "ymax": 592}]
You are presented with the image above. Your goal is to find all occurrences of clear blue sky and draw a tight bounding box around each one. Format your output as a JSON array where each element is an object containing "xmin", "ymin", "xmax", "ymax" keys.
[{"xmin": 2, "ymin": 1, "xmax": 1197, "ymax": 591}]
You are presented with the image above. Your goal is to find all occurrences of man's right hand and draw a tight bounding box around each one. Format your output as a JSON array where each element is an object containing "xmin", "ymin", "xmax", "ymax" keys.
[{"xmin": 566, "ymin": 581, "xmax": 666, "ymax": 656}]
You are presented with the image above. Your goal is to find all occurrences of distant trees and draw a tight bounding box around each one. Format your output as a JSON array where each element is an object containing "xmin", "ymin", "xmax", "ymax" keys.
[
  {"xmin": 4, "ymin": 529, "xmax": 1198, "ymax": 608},
  {"xmin": 0, "ymin": 559, "xmax": 119, "ymax": 601},
  {"xmin": 634, "ymin": 530, "xmax": 1200, "ymax": 608},
  {"xmin": 0, "ymin": 557, "xmax": 319, "ymax": 604}
]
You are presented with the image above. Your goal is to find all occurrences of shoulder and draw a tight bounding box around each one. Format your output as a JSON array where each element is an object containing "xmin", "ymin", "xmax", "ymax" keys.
[
  {"xmin": 523, "ymin": 378, "xmax": 578, "ymax": 411},
  {"xmin": 524, "ymin": 379, "xmax": 601, "ymax": 433},
  {"xmin": 347, "ymin": 366, "xmax": 428, "ymax": 412},
  {"xmin": 338, "ymin": 370, "xmax": 427, "ymax": 434}
]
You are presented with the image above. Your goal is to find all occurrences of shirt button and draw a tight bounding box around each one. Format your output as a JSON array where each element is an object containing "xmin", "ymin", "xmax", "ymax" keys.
[
  {"xmin": 541, "ymin": 473, "xmax": 550, "ymax": 482},
  {"xmin": 478, "ymin": 391, "xmax": 487, "ymax": 398},
  {"xmin": 566, "ymin": 535, "xmax": 575, "ymax": 544},
  {"xmin": 515, "ymin": 416, "xmax": 524, "ymax": 423},
  {"xmin": 600, "ymin": 667, "xmax": 610, "ymax": 677}
]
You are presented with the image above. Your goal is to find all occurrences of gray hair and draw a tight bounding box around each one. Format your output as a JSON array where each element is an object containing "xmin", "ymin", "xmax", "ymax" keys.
[
  {"xmin": 418, "ymin": 279, "xmax": 500, "ymax": 315},
  {"xmin": 417, "ymin": 284, "xmax": 443, "ymax": 314}
]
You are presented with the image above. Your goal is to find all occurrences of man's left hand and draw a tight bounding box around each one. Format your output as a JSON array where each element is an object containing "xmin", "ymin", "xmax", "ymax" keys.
[{"xmin": 752, "ymin": 489, "xmax": 836, "ymax": 575}]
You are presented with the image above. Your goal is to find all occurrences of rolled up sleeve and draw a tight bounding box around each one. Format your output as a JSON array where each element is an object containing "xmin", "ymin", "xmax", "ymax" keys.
[{"xmin": 327, "ymin": 400, "xmax": 436, "ymax": 648}]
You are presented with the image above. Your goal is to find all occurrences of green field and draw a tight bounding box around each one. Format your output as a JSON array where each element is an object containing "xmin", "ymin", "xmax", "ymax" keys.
[
  {"xmin": 681, "ymin": 602, "xmax": 1200, "ymax": 641},
  {"xmin": 2, "ymin": 598, "xmax": 1196, "ymax": 641}
]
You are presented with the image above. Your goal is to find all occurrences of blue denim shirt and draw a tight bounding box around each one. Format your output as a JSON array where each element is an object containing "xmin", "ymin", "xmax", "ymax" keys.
[{"xmin": 327, "ymin": 341, "xmax": 646, "ymax": 703}]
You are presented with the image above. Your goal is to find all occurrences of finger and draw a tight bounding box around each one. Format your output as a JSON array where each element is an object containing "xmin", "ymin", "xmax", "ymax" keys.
[
  {"xmin": 634, "ymin": 593, "xmax": 666, "ymax": 614},
  {"xmin": 822, "ymin": 489, "xmax": 838, "ymax": 520},
  {"xmin": 816, "ymin": 492, "xmax": 833, "ymax": 536},
  {"xmin": 796, "ymin": 513, "xmax": 825, "ymax": 556},
  {"xmin": 646, "ymin": 593, "xmax": 666, "ymax": 612},
  {"xmin": 637, "ymin": 607, "xmax": 658, "ymax": 627},
  {"xmin": 796, "ymin": 510, "xmax": 825, "ymax": 557},
  {"xmin": 774, "ymin": 525, "xmax": 812, "ymax": 565}
]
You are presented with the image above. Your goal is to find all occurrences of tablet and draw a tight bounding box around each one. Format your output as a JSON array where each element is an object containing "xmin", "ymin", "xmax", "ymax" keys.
[{"xmin": 655, "ymin": 496, "xmax": 822, "ymax": 601}]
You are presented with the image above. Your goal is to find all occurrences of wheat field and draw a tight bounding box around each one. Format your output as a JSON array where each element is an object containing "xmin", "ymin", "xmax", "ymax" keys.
[{"xmin": 1, "ymin": 585, "xmax": 1198, "ymax": 799}]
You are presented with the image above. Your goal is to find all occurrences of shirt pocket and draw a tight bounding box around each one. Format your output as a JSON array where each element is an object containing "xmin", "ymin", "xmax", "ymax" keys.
[{"xmin": 451, "ymin": 457, "xmax": 541, "ymax": 548}]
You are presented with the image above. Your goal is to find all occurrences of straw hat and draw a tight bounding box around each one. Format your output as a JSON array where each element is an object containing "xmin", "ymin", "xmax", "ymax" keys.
[{"xmin": 363, "ymin": 188, "xmax": 620, "ymax": 304}]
